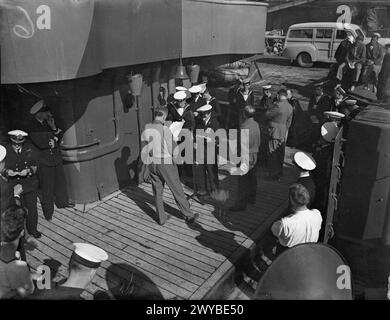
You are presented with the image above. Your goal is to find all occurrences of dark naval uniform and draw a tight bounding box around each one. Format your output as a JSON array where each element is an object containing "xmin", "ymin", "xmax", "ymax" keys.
[
  {"xmin": 265, "ymin": 100, "xmax": 293, "ymax": 178},
  {"xmin": 28, "ymin": 119, "xmax": 69, "ymax": 220},
  {"xmin": 228, "ymin": 88, "xmax": 255, "ymax": 129},
  {"xmin": 4, "ymin": 143, "xmax": 39, "ymax": 234},
  {"xmin": 257, "ymin": 95, "xmax": 274, "ymax": 165},
  {"xmin": 193, "ymin": 114, "xmax": 220, "ymax": 195},
  {"xmin": 0, "ymin": 172, "xmax": 15, "ymax": 213}
]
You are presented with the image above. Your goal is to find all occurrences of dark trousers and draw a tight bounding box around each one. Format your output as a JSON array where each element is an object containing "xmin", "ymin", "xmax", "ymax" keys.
[
  {"xmin": 38, "ymin": 163, "xmax": 69, "ymax": 220},
  {"xmin": 149, "ymin": 163, "xmax": 193, "ymax": 223},
  {"xmin": 236, "ymin": 165, "xmax": 257, "ymax": 206},
  {"xmin": 21, "ymin": 190, "xmax": 38, "ymax": 234},
  {"xmin": 267, "ymin": 138, "xmax": 285, "ymax": 178},
  {"xmin": 193, "ymin": 163, "xmax": 219, "ymax": 194}
]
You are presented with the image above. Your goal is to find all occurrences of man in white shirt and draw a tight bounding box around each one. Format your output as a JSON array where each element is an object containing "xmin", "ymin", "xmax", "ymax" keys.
[{"xmin": 271, "ymin": 183, "xmax": 322, "ymax": 255}]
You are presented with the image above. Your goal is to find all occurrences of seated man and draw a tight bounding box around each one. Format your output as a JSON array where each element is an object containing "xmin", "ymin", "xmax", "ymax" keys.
[
  {"xmin": 0, "ymin": 205, "xmax": 35, "ymax": 299},
  {"xmin": 271, "ymin": 184, "xmax": 322, "ymax": 256}
]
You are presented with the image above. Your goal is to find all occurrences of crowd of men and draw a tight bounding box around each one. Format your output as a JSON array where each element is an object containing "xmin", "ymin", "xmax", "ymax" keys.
[{"xmin": 0, "ymin": 31, "xmax": 389, "ymax": 299}]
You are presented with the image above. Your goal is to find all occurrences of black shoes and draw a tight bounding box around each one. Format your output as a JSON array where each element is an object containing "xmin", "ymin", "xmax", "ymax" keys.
[
  {"xmin": 30, "ymin": 231, "xmax": 42, "ymax": 239},
  {"xmin": 158, "ymin": 215, "xmax": 171, "ymax": 226},
  {"xmin": 185, "ymin": 213, "xmax": 199, "ymax": 224}
]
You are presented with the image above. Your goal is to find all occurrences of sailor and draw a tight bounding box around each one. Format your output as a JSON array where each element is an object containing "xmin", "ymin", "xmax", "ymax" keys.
[
  {"xmin": 312, "ymin": 122, "xmax": 339, "ymax": 221},
  {"xmin": 167, "ymin": 91, "xmax": 195, "ymax": 131},
  {"xmin": 307, "ymin": 82, "xmax": 332, "ymax": 147},
  {"xmin": 193, "ymin": 103, "xmax": 220, "ymax": 198},
  {"xmin": 330, "ymin": 86, "xmax": 347, "ymax": 113},
  {"xmin": 30, "ymin": 243, "xmax": 108, "ymax": 300},
  {"xmin": 228, "ymin": 78, "xmax": 255, "ymax": 129},
  {"xmin": 27, "ymin": 100, "xmax": 73, "ymax": 221},
  {"xmin": 293, "ymin": 151, "xmax": 316, "ymax": 207},
  {"xmin": 166, "ymin": 86, "xmax": 191, "ymax": 106},
  {"xmin": 188, "ymin": 85, "xmax": 206, "ymax": 113},
  {"xmin": 259, "ymin": 85, "xmax": 274, "ymax": 113},
  {"xmin": 4, "ymin": 130, "xmax": 41, "ymax": 238},
  {"xmin": 202, "ymin": 86, "xmax": 222, "ymax": 125}
]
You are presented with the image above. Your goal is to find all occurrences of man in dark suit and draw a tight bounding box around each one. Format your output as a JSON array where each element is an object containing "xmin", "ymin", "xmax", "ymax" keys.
[
  {"xmin": 27, "ymin": 100, "xmax": 73, "ymax": 221},
  {"xmin": 335, "ymin": 32, "xmax": 355, "ymax": 84},
  {"xmin": 4, "ymin": 130, "xmax": 41, "ymax": 238},
  {"xmin": 193, "ymin": 103, "xmax": 220, "ymax": 197},
  {"xmin": 230, "ymin": 105, "xmax": 261, "ymax": 211},
  {"xmin": 308, "ymin": 83, "xmax": 332, "ymax": 146},
  {"xmin": 265, "ymin": 89, "xmax": 293, "ymax": 180}
]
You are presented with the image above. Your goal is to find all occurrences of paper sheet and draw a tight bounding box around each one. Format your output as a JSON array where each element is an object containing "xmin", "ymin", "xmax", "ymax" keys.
[{"xmin": 169, "ymin": 121, "xmax": 185, "ymax": 141}]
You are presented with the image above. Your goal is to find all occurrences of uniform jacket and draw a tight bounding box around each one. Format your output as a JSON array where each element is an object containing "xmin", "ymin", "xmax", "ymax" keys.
[
  {"xmin": 208, "ymin": 97, "xmax": 222, "ymax": 123},
  {"xmin": 28, "ymin": 119, "xmax": 63, "ymax": 167},
  {"xmin": 265, "ymin": 100, "xmax": 293, "ymax": 140},
  {"xmin": 188, "ymin": 96, "xmax": 207, "ymax": 113},
  {"xmin": 194, "ymin": 115, "xmax": 220, "ymax": 164},
  {"xmin": 166, "ymin": 102, "xmax": 195, "ymax": 131},
  {"xmin": 228, "ymin": 89, "xmax": 255, "ymax": 111},
  {"xmin": 4, "ymin": 143, "xmax": 39, "ymax": 194},
  {"xmin": 308, "ymin": 94, "xmax": 332, "ymax": 124},
  {"xmin": 366, "ymin": 41, "xmax": 384, "ymax": 65}
]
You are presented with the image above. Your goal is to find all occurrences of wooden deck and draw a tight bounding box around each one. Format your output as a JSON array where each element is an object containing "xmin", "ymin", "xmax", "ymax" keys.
[{"xmin": 26, "ymin": 156, "xmax": 296, "ymax": 300}]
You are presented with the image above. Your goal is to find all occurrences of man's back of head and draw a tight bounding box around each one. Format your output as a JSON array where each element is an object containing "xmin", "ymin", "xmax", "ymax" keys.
[
  {"xmin": 154, "ymin": 107, "xmax": 168, "ymax": 121},
  {"xmin": 243, "ymin": 105, "xmax": 256, "ymax": 119},
  {"xmin": 1, "ymin": 205, "xmax": 26, "ymax": 243}
]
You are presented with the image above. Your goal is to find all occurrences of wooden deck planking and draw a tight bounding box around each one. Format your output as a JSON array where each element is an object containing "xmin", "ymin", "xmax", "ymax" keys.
[{"xmin": 26, "ymin": 160, "xmax": 296, "ymax": 300}]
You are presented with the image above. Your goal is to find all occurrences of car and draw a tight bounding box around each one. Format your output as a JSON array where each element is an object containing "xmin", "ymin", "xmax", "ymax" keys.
[{"xmin": 282, "ymin": 22, "xmax": 387, "ymax": 68}]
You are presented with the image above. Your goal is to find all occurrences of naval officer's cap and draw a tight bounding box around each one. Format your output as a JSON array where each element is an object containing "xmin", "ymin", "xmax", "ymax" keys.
[
  {"xmin": 199, "ymin": 83, "xmax": 207, "ymax": 94},
  {"xmin": 293, "ymin": 151, "xmax": 316, "ymax": 171},
  {"xmin": 0, "ymin": 145, "xmax": 6, "ymax": 162},
  {"xmin": 262, "ymin": 84, "xmax": 272, "ymax": 90},
  {"xmin": 30, "ymin": 100, "xmax": 50, "ymax": 115},
  {"xmin": 197, "ymin": 103, "xmax": 212, "ymax": 113},
  {"xmin": 8, "ymin": 130, "xmax": 28, "ymax": 144},
  {"xmin": 175, "ymin": 86, "xmax": 187, "ymax": 92},
  {"xmin": 71, "ymin": 243, "xmax": 108, "ymax": 268},
  {"xmin": 321, "ymin": 122, "xmax": 339, "ymax": 142},
  {"xmin": 345, "ymin": 99, "xmax": 357, "ymax": 106}
]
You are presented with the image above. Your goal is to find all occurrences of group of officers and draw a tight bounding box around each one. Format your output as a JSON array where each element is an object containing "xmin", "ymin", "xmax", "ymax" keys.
[{"xmin": 0, "ymin": 100, "xmax": 73, "ymax": 240}]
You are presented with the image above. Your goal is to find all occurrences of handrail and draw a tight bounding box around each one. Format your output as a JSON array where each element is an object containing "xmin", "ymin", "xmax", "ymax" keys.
[{"xmin": 61, "ymin": 139, "xmax": 100, "ymax": 151}]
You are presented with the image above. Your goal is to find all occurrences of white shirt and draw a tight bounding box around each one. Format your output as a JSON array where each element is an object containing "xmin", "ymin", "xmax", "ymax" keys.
[{"xmin": 271, "ymin": 209, "xmax": 322, "ymax": 248}]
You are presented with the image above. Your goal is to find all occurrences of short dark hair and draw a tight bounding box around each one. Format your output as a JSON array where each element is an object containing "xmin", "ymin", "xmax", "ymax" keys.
[
  {"xmin": 243, "ymin": 105, "xmax": 256, "ymax": 118},
  {"xmin": 289, "ymin": 183, "xmax": 310, "ymax": 206},
  {"xmin": 278, "ymin": 89, "xmax": 288, "ymax": 97},
  {"xmin": 1, "ymin": 205, "xmax": 27, "ymax": 242},
  {"xmin": 154, "ymin": 107, "xmax": 168, "ymax": 119}
]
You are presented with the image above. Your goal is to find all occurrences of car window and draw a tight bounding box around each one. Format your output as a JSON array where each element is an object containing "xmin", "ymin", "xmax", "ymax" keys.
[
  {"xmin": 336, "ymin": 30, "xmax": 347, "ymax": 39},
  {"xmin": 288, "ymin": 29, "xmax": 313, "ymax": 39},
  {"xmin": 316, "ymin": 28, "xmax": 333, "ymax": 39}
]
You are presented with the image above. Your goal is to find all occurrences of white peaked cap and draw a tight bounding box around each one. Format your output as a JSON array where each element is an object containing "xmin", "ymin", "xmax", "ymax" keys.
[
  {"xmin": 321, "ymin": 122, "xmax": 340, "ymax": 142},
  {"xmin": 189, "ymin": 85, "xmax": 202, "ymax": 94},
  {"xmin": 197, "ymin": 103, "xmax": 212, "ymax": 112},
  {"xmin": 175, "ymin": 86, "xmax": 187, "ymax": 92},
  {"xmin": 173, "ymin": 91, "xmax": 187, "ymax": 101},
  {"xmin": 345, "ymin": 99, "xmax": 357, "ymax": 106},
  {"xmin": 0, "ymin": 145, "xmax": 6, "ymax": 162},
  {"xmin": 72, "ymin": 243, "xmax": 108, "ymax": 268},
  {"xmin": 262, "ymin": 85, "xmax": 272, "ymax": 90},
  {"xmin": 8, "ymin": 130, "xmax": 28, "ymax": 137},
  {"xmin": 294, "ymin": 151, "xmax": 316, "ymax": 171}
]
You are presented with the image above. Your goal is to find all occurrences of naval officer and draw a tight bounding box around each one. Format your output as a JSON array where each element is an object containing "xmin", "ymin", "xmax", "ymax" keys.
[
  {"xmin": 27, "ymin": 100, "xmax": 73, "ymax": 221},
  {"xmin": 4, "ymin": 130, "xmax": 41, "ymax": 238},
  {"xmin": 293, "ymin": 151, "xmax": 317, "ymax": 208}
]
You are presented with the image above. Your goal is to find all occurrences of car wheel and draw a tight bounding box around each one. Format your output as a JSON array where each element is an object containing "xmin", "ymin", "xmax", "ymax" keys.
[{"xmin": 297, "ymin": 52, "xmax": 314, "ymax": 68}]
